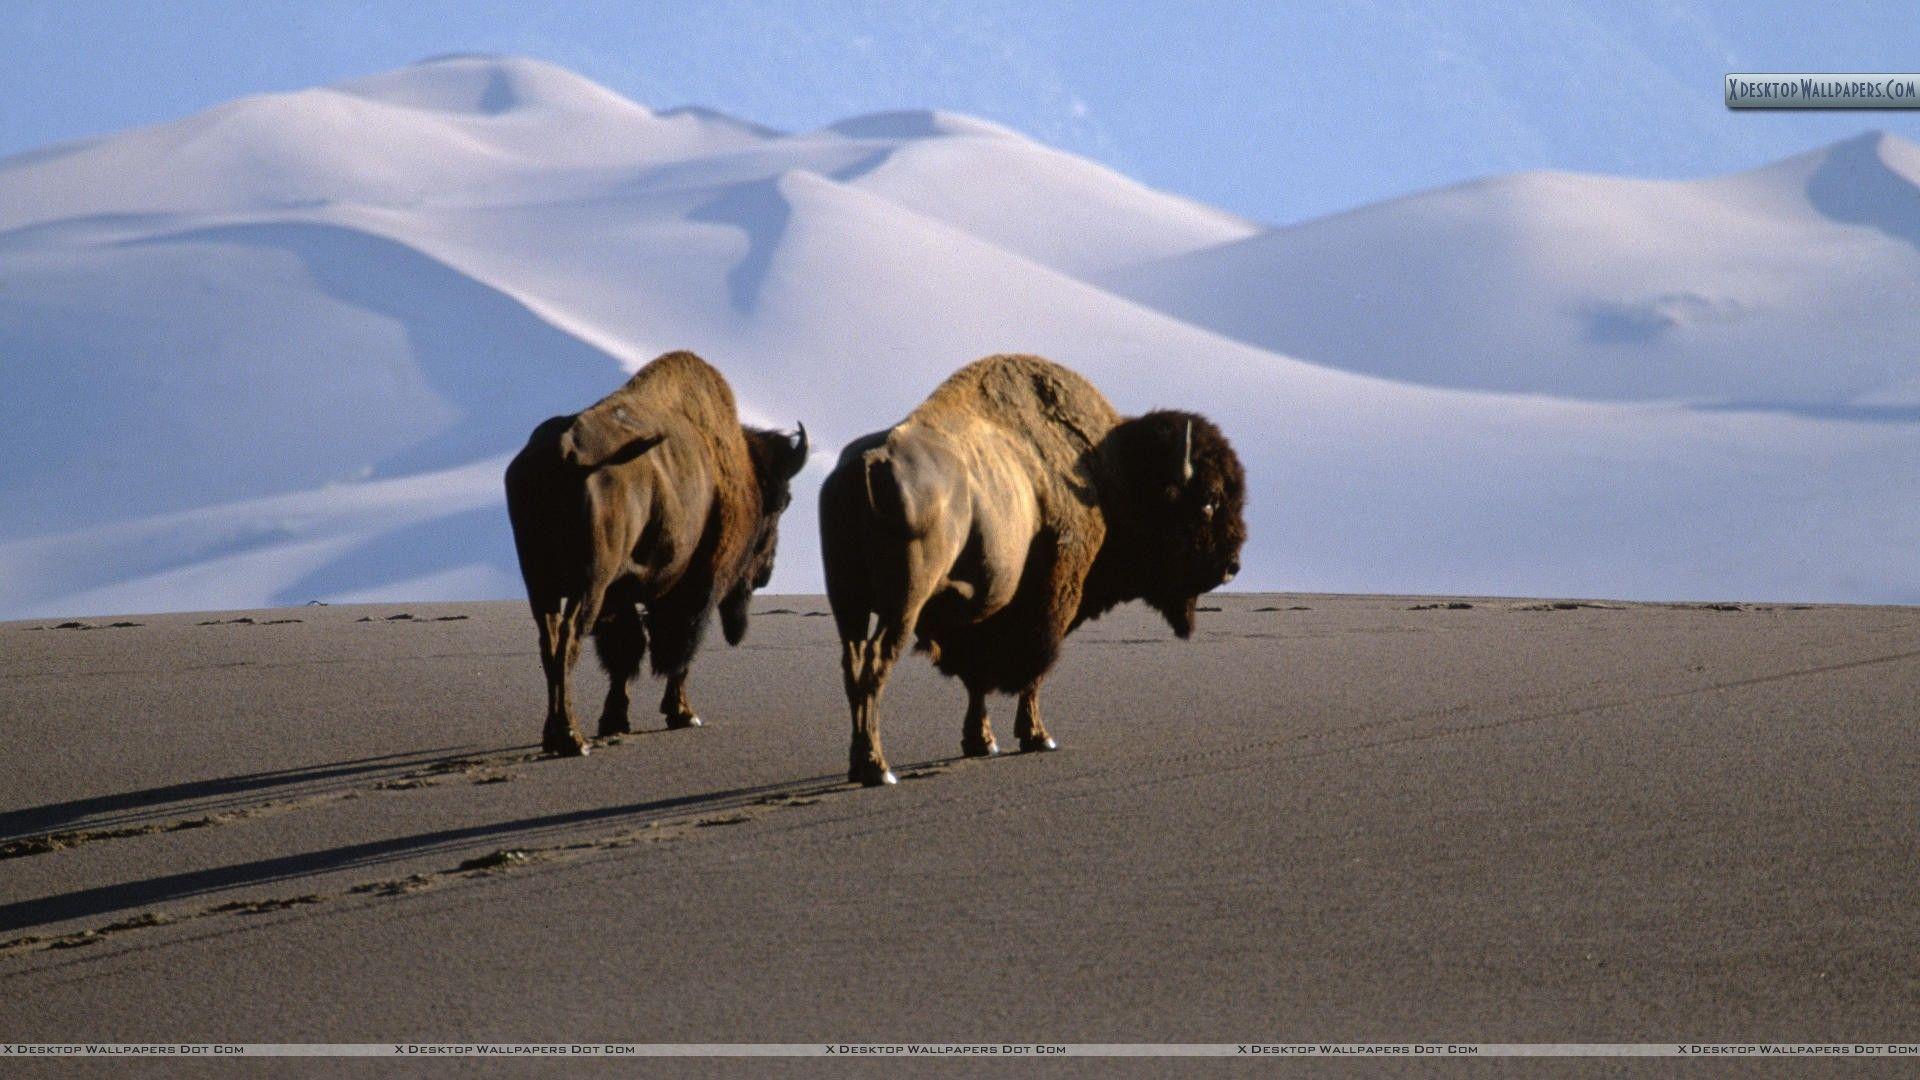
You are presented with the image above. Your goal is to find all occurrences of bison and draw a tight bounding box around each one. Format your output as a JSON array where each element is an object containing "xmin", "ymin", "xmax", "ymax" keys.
[
  {"xmin": 505, "ymin": 350, "xmax": 808, "ymax": 756},
  {"xmin": 819, "ymin": 353, "xmax": 1247, "ymax": 785}
]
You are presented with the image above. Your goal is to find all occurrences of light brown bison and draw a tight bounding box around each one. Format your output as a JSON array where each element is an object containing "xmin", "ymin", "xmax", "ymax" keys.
[
  {"xmin": 820, "ymin": 354, "xmax": 1247, "ymax": 785},
  {"xmin": 505, "ymin": 350, "xmax": 807, "ymax": 756}
]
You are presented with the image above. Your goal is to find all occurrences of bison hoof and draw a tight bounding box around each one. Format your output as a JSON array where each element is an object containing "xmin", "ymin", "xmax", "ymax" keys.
[
  {"xmin": 596, "ymin": 716, "xmax": 631, "ymax": 738},
  {"xmin": 961, "ymin": 738, "xmax": 999, "ymax": 758},
  {"xmin": 849, "ymin": 761, "xmax": 898, "ymax": 787},
  {"xmin": 1019, "ymin": 735, "xmax": 1058, "ymax": 753},
  {"xmin": 665, "ymin": 713, "xmax": 703, "ymax": 730},
  {"xmin": 544, "ymin": 730, "xmax": 589, "ymax": 757}
]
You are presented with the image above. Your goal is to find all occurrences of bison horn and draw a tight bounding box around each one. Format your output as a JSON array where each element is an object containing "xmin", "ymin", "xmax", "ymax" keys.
[
  {"xmin": 1181, "ymin": 419, "xmax": 1195, "ymax": 484},
  {"xmin": 781, "ymin": 422, "xmax": 809, "ymax": 478}
]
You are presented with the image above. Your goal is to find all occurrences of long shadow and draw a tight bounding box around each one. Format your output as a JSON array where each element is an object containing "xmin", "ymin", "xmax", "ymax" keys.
[
  {"xmin": 0, "ymin": 744, "xmax": 501, "ymax": 841},
  {"xmin": 0, "ymin": 771, "xmax": 848, "ymax": 935},
  {"xmin": 123, "ymin": 221, "xmax": 622, "ymax": 477},
  {"xmin": 274, "ymin": 506, "xmax": 512, "ymax": 605},
  {"xmin": 687, "ymin": 175, "xmax": 791, "ymax": 313},
  {"xmin": 1806, "ymin": 131, "xmax": 1920, "ymax": 253}
]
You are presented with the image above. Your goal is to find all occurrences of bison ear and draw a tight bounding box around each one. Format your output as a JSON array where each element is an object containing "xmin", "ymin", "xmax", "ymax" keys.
[{"xmin": 780, "ymin": 422, "xmax": 810, "ymax": 479}]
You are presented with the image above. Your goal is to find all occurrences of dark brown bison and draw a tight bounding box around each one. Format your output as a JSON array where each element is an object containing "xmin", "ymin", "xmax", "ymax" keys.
[
  {"xmin": 820, "ymin": 353, "xmax": 1246, "ymax": 785},
  {"xmin": 505, "ymin": 350, "xmax": 807, "ymax": 756}
]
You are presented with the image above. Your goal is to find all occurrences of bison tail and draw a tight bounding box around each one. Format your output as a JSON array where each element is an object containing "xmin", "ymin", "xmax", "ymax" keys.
[
  {"xmin": 560, "ymin": 428, "xmax": 664, "ymax": 470},
  {"xmin": 860, "ymin": 449, "xmax": 911, "ymax": 534}
]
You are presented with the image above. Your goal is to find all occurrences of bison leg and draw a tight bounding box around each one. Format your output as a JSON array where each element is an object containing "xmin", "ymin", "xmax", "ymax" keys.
[
  {"xmin": 658, "ymin": 672, "xmax": 702, "ymax": 730},
  {"xmin": 536, "ymin": 598, "xmax": 590, "ymax": 757},
  {"xmin": 960, "ymin": 681, "xmax": 997, "ymax": 757},
  {"xmin": 840, "ymin": 637, "xmax": 897, "ymax": 786},
  {"xmin": 1014, "ymin": 683, "xmax": 1058, "ymax": 753},
  {"xmin": 592, "ymin": 601, "xmax": 646, "ymax": 738},
  {"xmin": 645, "ymin": 605, "xmax": 708, "ymax": 729}
]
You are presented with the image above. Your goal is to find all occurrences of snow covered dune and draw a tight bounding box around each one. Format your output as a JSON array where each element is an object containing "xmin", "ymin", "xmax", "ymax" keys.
[{"xmin": 3, "ymin": 55, "xmax": 1916, "ymax": 616}]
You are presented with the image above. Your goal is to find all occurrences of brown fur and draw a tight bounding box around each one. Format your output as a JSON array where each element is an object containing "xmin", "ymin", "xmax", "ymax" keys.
[
  {"xmin": 506, "ymin": 351, "xmax": 807, "ymax": 756},
  {"xmin": 820, "ymin": 354, "xmax": 1247, "ymax": 785}
]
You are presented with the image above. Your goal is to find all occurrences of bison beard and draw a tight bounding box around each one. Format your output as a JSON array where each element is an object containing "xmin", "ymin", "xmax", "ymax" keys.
[
  {"xmin": 820, "ymin": 354, "xmax": 1247, "ymax": 786},
  {"xmin": 505, "ymin": 351, "xmax": 807, "ymax": 757}
]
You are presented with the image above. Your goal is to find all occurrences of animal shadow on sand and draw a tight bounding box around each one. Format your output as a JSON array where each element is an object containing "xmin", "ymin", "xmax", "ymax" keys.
[
  {"xmin": 0, "ymin": 745, "xmax": 497, "ymax": 842},
  {"xmin": 0, "ymin": 772, "xmax": 850, "ymax": 936}
]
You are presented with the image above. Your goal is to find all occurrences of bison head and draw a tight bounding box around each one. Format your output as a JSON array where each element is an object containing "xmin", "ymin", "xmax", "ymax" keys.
[
  {"xmin": 1105, "ymin": 410, "xmax": 1247, "ymax": 638},
  {"xmin": 720, "ymin": 423, "xmax": 810, "ymax": 644}
]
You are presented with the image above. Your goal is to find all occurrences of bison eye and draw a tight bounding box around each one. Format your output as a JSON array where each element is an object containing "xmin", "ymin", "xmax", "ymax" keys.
[{"xmin": 1202, "ymin": 501, "xmax": 1217, "ymax": 519}]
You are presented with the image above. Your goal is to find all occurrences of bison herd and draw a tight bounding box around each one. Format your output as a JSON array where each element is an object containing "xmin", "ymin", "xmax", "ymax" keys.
[{"xmin": 505, "ymin": 350, "xmax": 1247, "ymax": 786}]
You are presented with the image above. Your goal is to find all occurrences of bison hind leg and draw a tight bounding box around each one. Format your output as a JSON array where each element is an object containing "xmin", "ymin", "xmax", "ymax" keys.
[
  {"xmin": 591, "ymin": 595, "xmax": 647, "ymax": 738},
  {"xmin": 534, "ymin": 596, "xmax": 592, "ymax": 758}
]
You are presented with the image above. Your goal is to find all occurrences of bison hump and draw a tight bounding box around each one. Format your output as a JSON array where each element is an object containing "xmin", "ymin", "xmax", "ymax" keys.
[
  {"xmin": 917, "ymin": 354, "xmax": 1119, "ymax": 458},
  {"xmin": 906, "ymin": 354, "xmax": 1120, "ymax": 535}
]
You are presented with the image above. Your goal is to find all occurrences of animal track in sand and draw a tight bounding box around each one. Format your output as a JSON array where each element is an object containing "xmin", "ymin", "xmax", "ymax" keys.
[
  {"xmin": 0, "ymin": 770, "xmax": 887, "ymax": 959},
  {"xmin": 0, "ymin": 748, "xmax": 993, "ymax": 960},
  {"xmin": 1, "ymin": 805, "xmax": 299, "ymax": 860},
  {"xmin": 0, "ymin": 751, "xmax": 550, "ymax": 862}
]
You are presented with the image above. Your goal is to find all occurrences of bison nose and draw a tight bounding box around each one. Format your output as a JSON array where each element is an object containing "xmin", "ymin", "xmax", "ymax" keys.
[{"xmin": 1221, "ymin": 560, "xmax": 1239, "ymax": 584}]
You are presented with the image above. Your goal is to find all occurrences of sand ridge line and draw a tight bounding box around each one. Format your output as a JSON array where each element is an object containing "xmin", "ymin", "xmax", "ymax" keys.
[
  {"xmin": 1157, "ymin": 620, "xmax": 1919, "ymax": 774},
  {"xmin": 1028, "ymin": 642, "xmax": 1920, "ymax": 811},
  {"xmin": 741, "ymin": 642, "xmax": 1920, "ymax": 855},
  {"xmin": 0, "ymin": 772, "xmax": 867, "ymax": 963}
]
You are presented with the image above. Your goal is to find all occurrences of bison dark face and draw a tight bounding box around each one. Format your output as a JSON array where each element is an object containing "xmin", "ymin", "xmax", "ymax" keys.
[
  {"xmin": 1112, "ymin": 410, "xmax": 1247, "ymax": 638},
  {"xmin": 720, "ymin": 423, "xmax": 810, "ymax": 644}
]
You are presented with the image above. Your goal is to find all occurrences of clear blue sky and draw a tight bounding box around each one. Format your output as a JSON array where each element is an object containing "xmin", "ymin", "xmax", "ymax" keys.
[{"xmin": 4, "ymin": 0, "xmax": 1916, "ymax": 225}]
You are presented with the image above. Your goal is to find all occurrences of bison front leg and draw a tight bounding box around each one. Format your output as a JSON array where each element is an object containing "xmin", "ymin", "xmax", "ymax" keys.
[
  {"xmin": 645, "ymin": 603, "xmax": 710, "ymax": 730},
  {"xmin": 961, "ymin": 681, "xmax": 998, "ymax": 757},
  {"xmin": 659, "ymin": 671, "xmax": 702, "ymax": 730},
  {"xmin": 1015, "ymin": 683, "xmax": 1057, "ymax": 753},
  {"xmin": 592, "ymin": 602, "xmax": 646, "ymax": 738}
]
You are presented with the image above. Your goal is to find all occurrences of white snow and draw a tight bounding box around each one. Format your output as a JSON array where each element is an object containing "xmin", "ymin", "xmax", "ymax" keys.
[
  {"xmin": 1096, "ymin": 131, "xmax": 1920, "ymax": 408},
  {"xmin": 3, "ymin": 55, "xmax": 1918, "ymax": 617}
]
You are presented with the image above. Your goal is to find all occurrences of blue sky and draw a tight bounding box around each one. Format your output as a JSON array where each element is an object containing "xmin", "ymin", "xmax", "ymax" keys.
[{"xmin": 4, "ymin": 1, "xmax": 1916, "ymax": 225}]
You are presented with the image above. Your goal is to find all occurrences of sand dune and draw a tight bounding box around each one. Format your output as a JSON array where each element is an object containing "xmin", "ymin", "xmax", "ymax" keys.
[{"xmin": 8, "ymin": 56, "xmax": 1920, "ymax": 615}]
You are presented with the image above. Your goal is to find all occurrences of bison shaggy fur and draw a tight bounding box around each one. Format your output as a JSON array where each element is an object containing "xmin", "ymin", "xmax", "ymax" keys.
[
  {"xmin": 506, "ymin": 350, "xmax": 807, "ymax": 756},
  {"xmin": 819, "ymin": 354, "xmax": 1246, "ymax": 785}
]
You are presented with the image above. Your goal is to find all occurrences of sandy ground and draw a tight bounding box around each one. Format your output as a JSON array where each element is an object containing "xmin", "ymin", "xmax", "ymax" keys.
[{"xmin": 2, "ymin": 593, "xmax": 1916, "ymax": 1073}]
